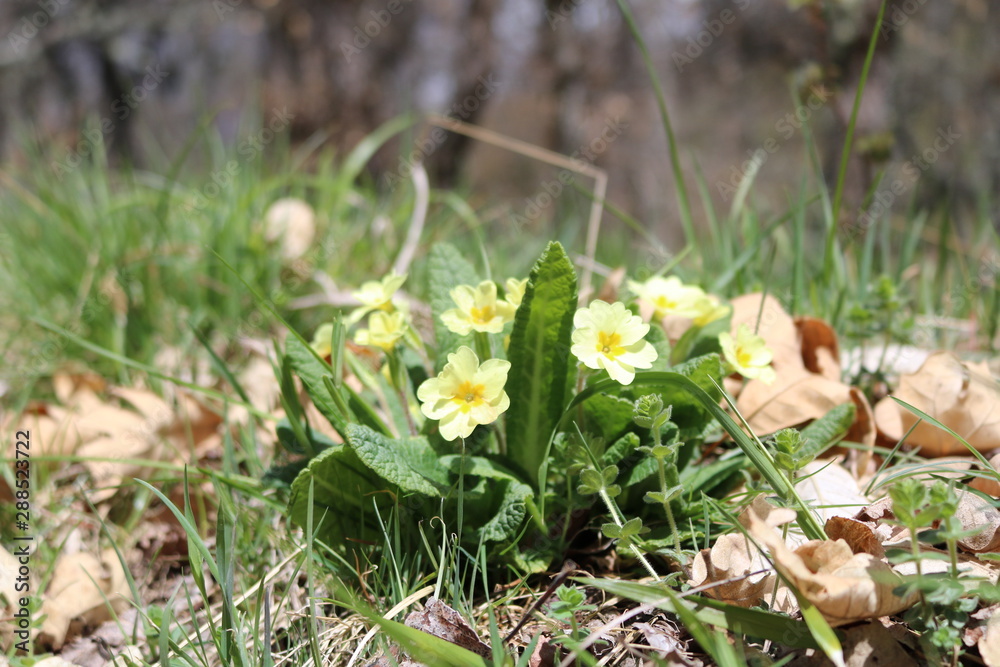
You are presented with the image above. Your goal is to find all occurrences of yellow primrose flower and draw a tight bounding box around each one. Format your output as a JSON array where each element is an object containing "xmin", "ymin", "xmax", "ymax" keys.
[
  {"xmin": 440, "ymin": 281, "xmax": 517, "ymax": 335},
  {"xmin": 355, "ymin": 310, "xmax": 408, "ymax": 351},
  {"xmin": 627, "ymin": 276, "xmax": 705, "ymax": 320},
  {"xmin": 417, "ymin": 346, "xmax": 511, "ymax": 441},
  {"xmin": 311, "ymin": 323, "xmax": 334, "ymax": 358},
  {"xmin": 719, "ymin": 324, "xmax": 776, "ymax": 384},
  {"xmin": 570, "ymin": 300, "xmax": 658, "ymax": 385},
  {"xmin": 349, "ymin": 271, "xmax": 407, "ymax": 323},
  {"xmin": 690, "ymin": 294, "xmax": 731, "ymax": 327},
  {"xmin": 504, "ymin": 277, "xmax": 529, "ymax": 308}
]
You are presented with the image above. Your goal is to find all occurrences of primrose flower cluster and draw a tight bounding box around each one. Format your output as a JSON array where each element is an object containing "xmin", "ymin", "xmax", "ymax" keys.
[
  {"xmin": 625, "ymin": 275, "xmax": 775, "ymax": 382},
  {"xmin": 315, "ymin": 270, "xmax": 776, "ymax": 442}
]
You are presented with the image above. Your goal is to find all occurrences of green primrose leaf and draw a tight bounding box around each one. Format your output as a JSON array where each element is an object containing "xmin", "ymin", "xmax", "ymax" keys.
[
  {"xmin": 506, "ymin": 241, "xmax": 578, "ymax": 487},
  {"xmin": 285, "ymin": 335, "xmax": 350, "ymax": 438},
  {"xmin": 287, "ymin": 444, "xmax": 390, "ymax": 548},
  {"xmin": 439, "ymin": 454, "xmax": 534, "ymax": 543},
  {"xmin": 345, "ymin": 424, "xmax": 449, "ymax": 496}
]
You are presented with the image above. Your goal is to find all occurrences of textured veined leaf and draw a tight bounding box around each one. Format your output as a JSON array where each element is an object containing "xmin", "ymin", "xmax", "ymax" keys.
[
  {"xmin": 505, "ymin": 241, "xmax": 578, "ymax": 486},
  {"xmin": 345, "ymin": 424, "xmax": 448, "ymax": 496}
]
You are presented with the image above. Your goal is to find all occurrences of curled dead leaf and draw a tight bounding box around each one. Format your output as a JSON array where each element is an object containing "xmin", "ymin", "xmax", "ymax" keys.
[
  {"xmin": 824, "ymin": 517, "xmax": 885, "ymax": 559},
  {"xmin": 737, "ymin": 367, "xmax": 853, "ymax": 433},
  {"xmin": 690, "ymin": 497, "xmax": 796, "ymax": 610},
  {"xmin": 745, "ymin": 503, "xmax": 919, "ymax": 626},
  {"xmin": 690, "ymin": 534, "xmax": 775, "ymax": 607},
  {"xmin": 404, "ymin": 597, "xmax": 492, "ymax": 659},
  {"xmin": 955, "ymin": 490, "xmax": 1000, "ymax": 553},
  {"xmin": 796, "ymin": 316, "xmax": 841, "ymax": 382},
  {"xmin": 874, "ymin": 352, "xmax": 1000, "ymax": 456}
]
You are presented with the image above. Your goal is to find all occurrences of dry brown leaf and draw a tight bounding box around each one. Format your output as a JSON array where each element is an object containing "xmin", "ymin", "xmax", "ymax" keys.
[
  {"xmin": 21, "ymin": 411, "xmax": 80, "ymax": 458},
  {"xmin": 634, "ymin": 620, "xmax": 688, "ymax": 661},
  {"xmin": 853, "ymin": 497, "xmax": 909, "ymax": 546},
  {"xmin": 955, "ymin": 490, "xmax": 1000, "ymax": 553},
  {"xmin": 739, "ymin": 495, "xmax": 798, "ymax": 531},
  {"xmin": 846, "ymin": 388, "xmax": 877, "ymax": 473},
  {"xmin": 794, "ymin": 620, "xmax": 912, "ymax": 667},
  {"xmin": 404, "ymin": 597, "xmax": 492, "ymax": 659},
  {"xmin": 796, "ymin": 316, "xmax": 841, "ymax": 382},
  {"xmin": 264, "ymin": 197, "xmax": 316, "ymax": 260},
  {"xmin": 0, "ymin": 545, "xmax": 21, "ymax": 610},
  {"xmin": 874, "ymin": 352, "xmax": 1000, "ymax": 456},
  {"xmin": 690, "ymin": 497, "xmax": 795, "ymax": 609},
  {"xmin": 0, "ymin": 545, "xmax": 26, "ymax": 649},
  {"xmin": 165, "ymin": 392, "xmax": 223, "ymax": 451},
  {"xmin": 60, "ymin": 608, "xmax": 145, "ymax": 667},
  {"xmin": 745, "ymin": 504, "xmax": 919, "ymax": 625},
  {"xmin": 52, "ymin": 373, "xmax": 106, "ymax": 406},
  {"xmin": 981, "ymin": 611, "xmax": 1000, "ymax": 667},
  {"xmin": 737, "ymin": 367, "xmax": 853, "ymax": 434},
  {"xmin": 527, "ymin": 634, "xmax": 558, "ymax": 667},
  {"xmin": 111, "ymin": 386, "xmax": 172, "ymax": 423},
  {"xmin": 824, "ymin": 517, "xmax": 885, "ymax": 559},
  {"xmin": 728, "ymin": 296, "xmax": 875, "ymax": 455},
  {"xmin": 76, "ymin": 434, "xmax": 155, "ymax": 500},
  {"xmin": 972, "ymin": 453, "xmax": 1000, "ymax": 497},
  {"xmin": 38, "ymin": 549, "xmax": 132, "ymax": 649},
  {"xmin": 690, "ymin": 533, "xmax": 775, "ymax": 607},
  {"xmin": 32, "ymin": 658, "xmax": 80, "ymax": 667},
  {"xmin": 73, "ymin": 404, "xmax": 149, "ymax": 442}
]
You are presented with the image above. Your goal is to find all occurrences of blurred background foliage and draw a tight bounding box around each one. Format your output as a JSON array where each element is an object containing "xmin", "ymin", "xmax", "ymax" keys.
[{"xmin": 0, "ymin": 0, "xmax": 996, "ymax": 237}]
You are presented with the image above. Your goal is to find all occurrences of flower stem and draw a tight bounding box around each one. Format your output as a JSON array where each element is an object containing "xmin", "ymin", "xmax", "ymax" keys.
[
  {"xmin": 655, "ymin": 458, "xmax": 682, "ymax": 555},
  {"xmin": 598, "ymin": 489, "xmax": 659, "ymax": 580},
  {"xmin": 458, "ymin": 438, "xmax": 466, "ymax": 543},
  {"xmin": 650, "ymin": 416, "xmax": 681, "ymax": 555},
  {"xmin": 474, "ymin": 331, "xmax": 492, "ymax": 361}
]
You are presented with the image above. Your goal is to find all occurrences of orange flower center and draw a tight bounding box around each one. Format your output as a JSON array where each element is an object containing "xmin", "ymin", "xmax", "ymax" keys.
[
  {"xmin": 470, "ymin": 305, "xmax": 495, "ymax": 324},
  {"xmin": 451, "ymin": 380, "xmax": 486, "ymax": 413},
  {"xmin": 597, "ymin": 331, "xmax": 624, "ymax": 359}
]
